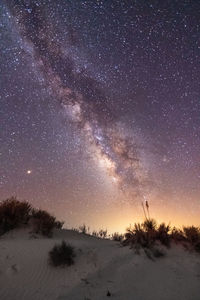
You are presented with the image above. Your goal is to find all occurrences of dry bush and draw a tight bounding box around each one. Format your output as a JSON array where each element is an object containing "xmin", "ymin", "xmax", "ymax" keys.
[
  {"xmin": 112, "ymin": 232, "xmax": 124, "ymax": 242},
  {"xmin": 0, "ymin": 197, "xmax": 63, "ymax": 237},
  {"xmin": 124, "ymin": 219, "xmax": 171, "ymax": 252},
  {"xmin": 123, "ymin": 219, "xmax": 200, "ymax": 256},
  {"xmin": 31, "ymin": 209, "xmax": 63, "ymax": 237},
  {"xmin": 0, "ymin": 197, "xmax": 32, "ymax": 234},
  {"xmin": 143, "ymin": 219, "xmax": 157, "ymax": 232},
  {"xmin": 91, "ymin": 230, "xmax": 99, "ymax": 237},
  {"xmin": 98, "ymin": 229, "xmax": 107, "ymax": 239},
  {"xmin": 79, "ymin": 224, "xmax": 89, "ymax": 234},
  {"xmin": 54, "ymin": 220, "xmax": 64, "ymax": 229},
  {"xmin": 183, "ymin": 226, "xmax": 200, "ymax": 245},
  {"xmin": 124, "ymin": 219, "xmax": 158, "ymax": 249},
  {"xmin": 123, "ymin": 219, "xmax": 169, "ymax": 259},
  {"xmin": 49, "ymin": 241, "xmax": 75, "ymax": 267},
  {"xmin": 156, "ymin": 223, "xmax": 170, "ymax": 247},
  {"xmin": 124, "ymin": 223, "xmax": 148, "ymax": 248},
  {"xmin": 171, "ymin": 227, "xmax": 185, "ymax": 243}
]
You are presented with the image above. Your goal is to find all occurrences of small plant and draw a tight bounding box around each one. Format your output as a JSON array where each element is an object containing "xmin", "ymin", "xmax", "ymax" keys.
[
  {"xmin": 98, "ymin": 229, "xmax": 107, "ymax": 239},
  {"xmin": 79, "ymin": 224, "xmax": 89, "ymax": 234},
  {"xmin": 49, "ymin": 241, "xmax": 75, "ymax": 267},
  {"xmin": 112, "ymin": 232, "xmax": 124, "ymax": 242},
  {"xmin": 91, "ymin": 230, "xmax": 98, "ymax": 237}
]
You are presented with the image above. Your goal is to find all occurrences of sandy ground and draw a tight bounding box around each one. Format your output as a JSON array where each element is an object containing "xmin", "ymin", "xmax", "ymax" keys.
[{"xmin": 0, "ymin": 228, "xmax": 200, "ymax": 300}]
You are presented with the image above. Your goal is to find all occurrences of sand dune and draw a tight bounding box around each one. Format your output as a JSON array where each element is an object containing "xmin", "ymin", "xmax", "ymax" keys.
[{"xmin": 0, "ymin": 228, "xmax": 200, "ymax": 300}]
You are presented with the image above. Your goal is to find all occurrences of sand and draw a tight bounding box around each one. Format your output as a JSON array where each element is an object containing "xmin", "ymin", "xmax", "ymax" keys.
[{"xmin": 0, "ymin": 228, "xmax": 200, "ymax": 300}]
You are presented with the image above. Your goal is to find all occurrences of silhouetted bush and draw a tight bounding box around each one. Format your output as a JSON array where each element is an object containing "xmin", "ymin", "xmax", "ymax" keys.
[
  {"xmin": 54, "ymin": 220, "xmax": 64, "ymax": 229},
  {"xmin": 91, "ymin": 230, "xmax": 99, "ymax": 237},
  {"xmin": 112, "ymin": 232, "xmax": 124, "ymax": 242},
  {"xmin": 183, "ymin": 226, "xmax": 200, "ymax": 245},
  {"xmin": 79, "ymin": 224, "xmax": 89, "ymax": 234},
  {"xmin": 156, "ymin": 223, "xmax": 170, "ymax": 247},
  {"xmin": 0, "ymin": 197, "xmax": 32, "ymax": 235},
  {"xmin": 49, "ymin": 241, "xmax": 75, "ymax": 267},
  {"xmin": 143, "ymin": 219, "xmax": 157, "ymax": 232},
  {"xmin": 171, "ymin": 227, "xmax": 185, "ymax": 243},
  {"xmin": 90, "ymin": 229, "xmax": 108, "ymax": 239},
  {"xmin": 124, "ymin": 219, "xmax": 171, "ymax": 253},
  {"xmin": 31, "ymin": 209, "xmax": 63, "ymax": 237},
  {"xmin": 124, "ymin": 219, "xmax": 158, "ymax": 249},
  {"xmin": 0, "ymin": 197, "xmax": 64, "ymax": 237},
  {"xmin": 123, "ymin": 218, "xmax": 200, "ymax": 257},
  {"xmin": 98, "ymin": 229, "xmax": 107, "ymax": 239}
]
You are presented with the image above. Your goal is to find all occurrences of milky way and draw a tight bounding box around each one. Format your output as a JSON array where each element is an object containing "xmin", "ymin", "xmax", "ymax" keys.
[
  {"xmin": 1, "ymin": 0, "xmax": 200, "ymax": 231},
  {"xmin": 6, "ymin": 0, "xmax": 149, "ymax": 198}
]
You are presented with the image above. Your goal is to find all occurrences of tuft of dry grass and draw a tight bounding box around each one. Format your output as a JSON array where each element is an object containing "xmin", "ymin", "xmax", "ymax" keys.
[{"xmin": 49, "ymin": 241, "xmax": 75, "ymax": 267}]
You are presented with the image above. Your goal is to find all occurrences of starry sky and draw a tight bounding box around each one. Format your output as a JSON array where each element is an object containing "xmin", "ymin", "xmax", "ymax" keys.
[{"xmin": 1, "ymin": 0, "xmax": 200, "ymax": 233}]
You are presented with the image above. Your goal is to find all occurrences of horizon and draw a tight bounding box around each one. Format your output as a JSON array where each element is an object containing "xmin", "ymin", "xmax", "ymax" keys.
[{"xmin": 0, "ymin": 196, "xmax": 198, "ymax": 235}]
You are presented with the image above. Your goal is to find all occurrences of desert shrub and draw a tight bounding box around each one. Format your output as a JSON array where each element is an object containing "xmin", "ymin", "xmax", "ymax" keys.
[
  {"xmin": 156, "ymin": 223, "xmax": 170, "ymax": 247},
  {"xmin": 90, "ymin": 229, "xmax": 108, "ymax": 239},
  {"xmin": 183, "ymin": 226, "xmax": 200, "ymax": 245},
  {"xmin": 124, "ymin": 223, "xmax": 151, "ymax": 248},
  {"xmin": 124, "ymin": 219, "xmax": 158, "ymax": 249},
  {"xmin": 79, "ymin": 224, "xmax": 89, "ymax": 234},
  {"xmin": 98, "ymin": 229, "xmax": 107, "ymax": 239},
  {"xmin": 49, "ymin": 241, "xmax": 75, "ymax": 267},
  {"xmin": 92, "ymin": 230, "xmax": 98, "ymax": 237},
  {"xmin": 171, "ymin": 227, "xmax": 185, "ymax": 243},
  {"xmin": 143, "ymin": 219, "xmax": 157, "ymax": 232},
  {"xmin": 31, "ymin": 209, "xmax": 60, "ymax": 237},
  {"xmin": 112, "ymin": 232, "xmax": 124, "ymax": 242},
  {"xmin": 124, "ymin": 219, "xmax": 171, "ymax": 250},
  {"xmin": 54, "ymin": 220, "xmax": 64, "ymax": 229},
  {"xmin": 0, "ymin": 197, "xmax": 32, "ymax": 234},
  {"xmin": 124, "ymin": 219, "xmax": 200, "ymax": 256},
  {"xmin": 132, "ymin": 223, "xmax": 149, "ymax": 247},
  {"xmin": 0, "ymin": 197, "xmax": 63, "ymax": 237}
]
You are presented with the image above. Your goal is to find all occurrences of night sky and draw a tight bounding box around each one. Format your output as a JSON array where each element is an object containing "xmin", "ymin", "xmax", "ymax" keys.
[{"xmin": 1, "ymin": 0, "xmax": 200, "ymax": 232}]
